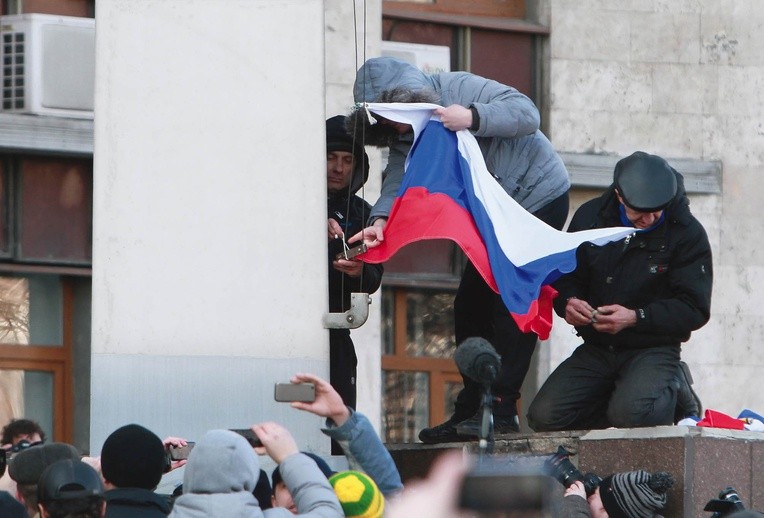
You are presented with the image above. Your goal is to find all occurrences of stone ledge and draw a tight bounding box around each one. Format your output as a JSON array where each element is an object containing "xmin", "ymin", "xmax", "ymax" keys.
[
  {"xmin": 561, "ymin": 152, "xmax": 722, "ymax": 194},
  {"xmin": 386, "ymin": 426, "xmax": 764, "ymax": 517}
]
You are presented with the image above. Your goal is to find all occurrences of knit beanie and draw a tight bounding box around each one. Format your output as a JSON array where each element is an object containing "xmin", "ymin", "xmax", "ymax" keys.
[
  {"xmin": 329, "ymin": 470, "xmax": 384, "ymax": 518},
  {"xmin": 101, "ymin": 424, "xmax": 166, "ymax": 490},
  {"xmin": 599, "ymin": 470, "xmax": 674, "ymax": 518},
  {"xmin": 327, "ymin": 115, "xmax": 355, "ymax": 154}
]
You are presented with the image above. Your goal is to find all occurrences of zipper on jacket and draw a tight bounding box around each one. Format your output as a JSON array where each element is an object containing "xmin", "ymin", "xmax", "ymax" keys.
[{"xmin": 622, "ymin": 232, "xmax": 635, "ymax": 252}]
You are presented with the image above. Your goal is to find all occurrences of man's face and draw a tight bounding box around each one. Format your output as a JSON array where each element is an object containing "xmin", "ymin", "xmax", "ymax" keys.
[
  {"xmin": 327, "ymin": 150, "xmax": 354, "ymax": 195},
  {"xmin": 12, "ymin": 432, "xmax": 42, "ymax": 445},
  {"xmin": 616, "ymin": 192, "xmax": 663, "ymax": 229},
  {"xmin": 588, "ymin": 487, "xmax": 609, "ymax": 518},
  {"xmin": 271, "ymin": 482, "xmax": 297, "ymax": 514},
  {"xmin": 378, "ymin": 116, "xmax": 412, "ymax": 135}
]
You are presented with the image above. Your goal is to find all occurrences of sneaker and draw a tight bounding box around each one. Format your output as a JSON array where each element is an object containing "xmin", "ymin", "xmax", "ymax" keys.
[
  {"xmin": 674, "ymin": 361, "xmax": 703, "ymax": 422},
  {"xmin": 455, "ymin": 412, "xmax": 520, "ymax": 437},
  {"xmin": 418, "ymin": 416, "xmax": 468, "ymax": 444}
]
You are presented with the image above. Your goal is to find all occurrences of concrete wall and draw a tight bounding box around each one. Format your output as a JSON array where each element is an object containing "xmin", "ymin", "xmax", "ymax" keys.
[
  {"xmin": 91, "ymin": 0, "xmax": 330, "ymax": 457},
  {"xmin": 540, "ymin": 1, "xmax": 764, "ymax": 418}
]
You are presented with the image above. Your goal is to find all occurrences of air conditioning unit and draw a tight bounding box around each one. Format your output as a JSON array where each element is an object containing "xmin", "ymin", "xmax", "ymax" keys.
[{"xmin": 0, "ymin": 14, "xmax": 94, "ymax": 118}]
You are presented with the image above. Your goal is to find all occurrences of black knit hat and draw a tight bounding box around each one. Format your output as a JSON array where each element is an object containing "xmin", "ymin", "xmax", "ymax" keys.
[
  {"xmin": 614, "ymin": 151, "xmax": 677, "ymax": 212},
  {"xmin": 38, "ymin": 459, "xmax": 104, "ymax": 503},
  {"xmin": 327, "ymin": 115, "xmax": 355, "ymax": 154},
  {"xmin": 8, "ymin": 442, "xmax": 80, "ymax": 485},
  {"xmin": 599, "ymin": 470, "xmax": 674, "ymax": 518},
  {"xmin": 326, "ymin": 115, "xmax": 370, "ymax": 196},
  {"xmin": 101, "ymin": 424, "xmax": 166, "ymax": 490},
  {"xmin": 271, "ymin": 452, "xmax": 335, "ymax": 491}
]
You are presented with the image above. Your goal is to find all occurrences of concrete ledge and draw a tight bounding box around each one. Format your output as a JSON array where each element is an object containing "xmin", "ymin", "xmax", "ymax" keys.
[
  {"xmin": 578, "ymin": 426, "xmax": 764, "ymax": 517},
  {"xmin": 388, "ymin": 430, "xmax": 585, "ymax": 482},
  {"xmin": 562, "ymin": 152, "xmax": 722, "ymax": 194},
  {"xmin": 387, "ymin": 426, "xmax": 764, "ymax": 517}
]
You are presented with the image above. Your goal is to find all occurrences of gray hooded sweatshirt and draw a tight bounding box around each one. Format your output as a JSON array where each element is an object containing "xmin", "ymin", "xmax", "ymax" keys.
[
  {"xmin": 353, "ymin": 57, "xmax": 570, "ymax": 219},
  {"xmin": 168, "ymin": 430, "xmax": 343, "ymax": 518}
]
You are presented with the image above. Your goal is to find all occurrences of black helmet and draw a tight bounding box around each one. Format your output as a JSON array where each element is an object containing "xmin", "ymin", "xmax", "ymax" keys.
[{"xmin": 614, "ymin": 151, "xmax": 677, "ymax": 212}]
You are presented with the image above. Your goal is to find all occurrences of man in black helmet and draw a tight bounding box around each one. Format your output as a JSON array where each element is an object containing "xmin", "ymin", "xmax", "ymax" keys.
[{"xmin": 527, "ymin": 151, "xmax": 713, "ymax": 432}]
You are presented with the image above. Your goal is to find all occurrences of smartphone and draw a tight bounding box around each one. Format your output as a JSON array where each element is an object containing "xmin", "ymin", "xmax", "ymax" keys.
[
  {"xmin": 168, "ymin": 442, "xmax": 195, "ymax": 461},
  {"xmin": 459, "ymin": 472, "xmax": 556, "ymax": 514},
  {"xmin": 274, "ymin": 382, "xmax": 316, "ymax": 402},
  {"xmin": 335, "ymin": 243, "xmax": 367, "ymax": 261},
  {"xmin": 230, "ymin": 428, "xmax": 262, "ymax": 447}
]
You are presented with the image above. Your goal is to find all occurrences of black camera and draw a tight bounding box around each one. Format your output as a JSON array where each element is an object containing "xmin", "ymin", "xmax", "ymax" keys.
[
  {"xmin": 704, "ymin": 487, "xmax": 747, "ymax": 517},
  {"xmin": 0, "ymin": 439, "xmax": 44, "ymax": 478},
  {"xmin": 545, "ymin": 446, "xmax": 602, "ymax": 497}
]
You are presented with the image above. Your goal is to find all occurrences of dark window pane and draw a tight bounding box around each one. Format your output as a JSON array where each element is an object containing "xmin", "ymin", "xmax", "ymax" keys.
[
  {"xmin": 384, "ymin": 240, "xmax": 456, "ymax": 275},
  {"xmin": 382, "ymin": 370, "xmax": 429, "ymax": 443},
  {"xmin": 470, "ymin": 29, "xmax": 534, "ymax": 99},
  {"xmin": 404, "ymin": 289, "xmax": 456, "ymax": 358},
  {"xmin": 19, "ymin": 158, "xmax": 92, "ymax": 264},
  {"xmin": 381, "ymin": 289, "xmax": 394, "ymax": 356},
  {"xmin": 0, "ymin": 163, "xmax": 6, "ymax": 256}
]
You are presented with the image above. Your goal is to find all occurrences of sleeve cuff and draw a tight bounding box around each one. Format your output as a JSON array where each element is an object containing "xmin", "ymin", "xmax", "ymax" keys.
[
  {"xmin": 469, "ymin": 105, "xmax": 480, "ymax": 131},
  {"xmin": 635, "ymin": 307, "xmax": 648, "ymax": 327}
]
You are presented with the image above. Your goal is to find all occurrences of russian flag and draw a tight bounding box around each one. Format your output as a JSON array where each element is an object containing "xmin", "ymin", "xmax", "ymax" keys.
[{"xmin": 360, "ymin": 103, "xmax": 634, "ymax": 339}]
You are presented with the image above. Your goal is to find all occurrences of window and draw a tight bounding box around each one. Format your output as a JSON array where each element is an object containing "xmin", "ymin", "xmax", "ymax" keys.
[
  {"xmin": 0, "ymin": 274, "xmax": 90, "ymax": 447},
  {"xmin": 0, "ymin": 153, "xmax": 93, "ymax": 452},
  {"xmin": 1, "ymin": 156, "xmax": 92, "ymax": 265},
  {"xmin": 3, "ymin": 0, "xmax": 95, "ymax": 17},
  {"xmin": 381, "ymin": 287, "xmax": 462, "ymax": 442}
]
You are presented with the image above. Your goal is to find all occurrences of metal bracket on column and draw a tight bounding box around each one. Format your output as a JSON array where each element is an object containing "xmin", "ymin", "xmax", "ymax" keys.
[{"xmin": 323, "ymin": 293, "xmax": 371, "ymax": 329}]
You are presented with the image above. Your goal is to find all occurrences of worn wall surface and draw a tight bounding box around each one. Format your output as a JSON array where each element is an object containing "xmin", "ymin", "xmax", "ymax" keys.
[
  {"xmin": 540, "ymin": 0, "xmax": 764, "ymax": 418},
  {"xmin": 92, "ymin": 0, "xmax": 330, "ymax": 457}
]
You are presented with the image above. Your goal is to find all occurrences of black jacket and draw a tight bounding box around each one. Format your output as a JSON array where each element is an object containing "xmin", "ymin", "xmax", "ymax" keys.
[
  {"xmin": 105, "ymin": 487, "xmax": 171, "ymax": 517},
  {"xmin": 328, "ymin": 193, "xmax": 383, "ymax": 317},
  {"xmin": 553, "ymin": 173, "xmax": 712, "ymax": 348}
]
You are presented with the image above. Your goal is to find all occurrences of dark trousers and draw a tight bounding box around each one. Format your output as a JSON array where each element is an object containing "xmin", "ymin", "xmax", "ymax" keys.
[
  {"xmin": 452, "ymin": 191, "xmax": 570, "ymax": 420},
  {"xmin": 526, "ymin": 343, "xmax": 681, "ymax": 431},
  {"xmin": 329, "ymin": 329, "xmax": 357, "ymax": 410}
]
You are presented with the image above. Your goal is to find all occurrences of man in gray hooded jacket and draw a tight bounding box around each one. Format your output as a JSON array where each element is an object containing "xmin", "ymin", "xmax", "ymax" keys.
[
  {"xmin": 349, "ymin": 56, "xmax": 571, "ymax": 443},
  {"xmin": 169, "ymin": 425, "xmax": 343, "ymax": 518}
]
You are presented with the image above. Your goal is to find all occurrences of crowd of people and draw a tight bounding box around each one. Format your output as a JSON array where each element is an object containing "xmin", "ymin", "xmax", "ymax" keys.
[
  {"xmin": 0, "ymin": 56, "xmax": 729, "ymax": 517},
  {"xmin": 0, "ymin": 409, "xmax": 761, "ymax": 517},
  {"xmin": 0, "ymin": 372, "xmax": 403, "ymax": 518}
]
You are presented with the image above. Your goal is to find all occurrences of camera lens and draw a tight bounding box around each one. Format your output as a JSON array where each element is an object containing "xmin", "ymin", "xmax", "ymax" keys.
[{"xmin": 545, "ymin": 446, "xmax": 601, "ymax": 497}]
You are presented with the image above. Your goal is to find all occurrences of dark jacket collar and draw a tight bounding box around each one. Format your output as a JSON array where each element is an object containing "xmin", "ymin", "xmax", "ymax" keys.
[{"xmin": 105, "ymin": 487, "xmax": 171, "ymax": 513}]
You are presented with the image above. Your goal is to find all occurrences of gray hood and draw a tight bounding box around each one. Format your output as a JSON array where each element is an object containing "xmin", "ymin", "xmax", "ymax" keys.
[
  {"xmin": 169, "ymin": 430, "xmax": 264, "ymax": 518},
  {"xmin": 353, "ymin": 57, "xmax": 435, "ymax": 103},
  {"xmin": 349, "ymin": 57, "xmax": 441, "ymax": 147}
]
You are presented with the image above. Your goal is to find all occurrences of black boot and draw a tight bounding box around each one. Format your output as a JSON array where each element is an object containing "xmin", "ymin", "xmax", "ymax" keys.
[
  {"xmin": 418, "ymin": 416, "xmax": 470, "ymax": 444},
  {"xmin": 455, "ymin": 411, "xmax": 519, "ymax": 437},
  {"xmin": 674, "ymin": 361, "xmax": 703, "ymax": 422}
]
